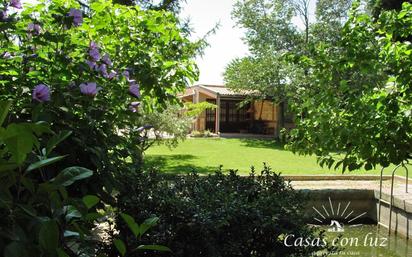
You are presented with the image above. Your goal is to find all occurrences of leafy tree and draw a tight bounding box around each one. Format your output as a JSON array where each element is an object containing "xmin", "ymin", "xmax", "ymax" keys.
[
  {"xmin": 0, "ymin": 0, "xmax": 199, "ymax": 254},
  {"xmin": 0, "ymin": 0, "xmax": 200, "ymax": 200},
  {"xmin": 134, "ymin": 102, "xmax": 216, "ymax": 164},
  {"xmin": 231, "ymin": 0, "xmax": 302, "ymax": 54},
  {"xmin": 311, "ymin": 0, "xmax": 352, "ymax": 44},
  {"xmin": 225, "ymin": 0, "xmax": 354, "ymax": 137},
  {"xmin": 224, "ymin": 55, "xmax": 291, "ymax": 133},
  {"xmin": 287, "ymin": 1, "xmax": 412, "ymax": 171},
  {"xmin": 369, "ymin": 0, "xmax": 408, "ymax": 17},
  {"xmin": 225, "ymin": 0, "xmax": 304, "ymax": 136},
  {"xmin": 113, "ymin": 0, "xmax": 184, "ymax": 13}
]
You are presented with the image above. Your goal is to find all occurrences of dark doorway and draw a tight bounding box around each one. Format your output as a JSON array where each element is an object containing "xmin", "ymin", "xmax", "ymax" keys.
[
  {"xmin": 220, "ymin": 100, "xmax": 250, "ymax": 133},
  {"xmin": 205, "ymin": 99, "xmax": 216, "ymax": 132}
]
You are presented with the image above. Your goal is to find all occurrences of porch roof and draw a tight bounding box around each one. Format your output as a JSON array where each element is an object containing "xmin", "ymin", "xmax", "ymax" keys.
[{"xmin": 185, "ymin": 84, "xmax": 253, "ymax": 98}]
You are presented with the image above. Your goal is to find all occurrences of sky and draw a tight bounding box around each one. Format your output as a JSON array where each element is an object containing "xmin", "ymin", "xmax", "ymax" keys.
[
  {"xmin": 180, "ymin": 0, "xmax": 317, "ymax": 85},
  {"xmin": 180, "ymin": 0, "xmax": 249, "ymax": 85}
]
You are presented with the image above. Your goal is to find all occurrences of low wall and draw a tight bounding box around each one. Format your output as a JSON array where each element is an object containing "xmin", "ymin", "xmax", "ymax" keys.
[{"xmin": 299, "ymin": 189, "xmax": 411, "ymax": 239}]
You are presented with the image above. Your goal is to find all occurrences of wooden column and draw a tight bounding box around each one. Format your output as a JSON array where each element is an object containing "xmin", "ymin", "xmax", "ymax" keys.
[
  {"xmin": 215, "ymin": 94, "xmax": 220, "ymax": 134},
  {"xmin": 194, "ymin": 89, "xmax": 200, "ymax": 131}
]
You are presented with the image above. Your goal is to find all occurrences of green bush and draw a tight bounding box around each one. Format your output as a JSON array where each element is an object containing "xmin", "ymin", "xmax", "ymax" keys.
[
  {"xmin": 115, "ymin": 165, "xmax": 329, "ymax": 257},
  {"xmin": 0, "ymin": 101, "xmax": 99, "ymax": 256},
  {"xmin": 0, "ymin": 100, "xmax": 169, "ymax": 257}
]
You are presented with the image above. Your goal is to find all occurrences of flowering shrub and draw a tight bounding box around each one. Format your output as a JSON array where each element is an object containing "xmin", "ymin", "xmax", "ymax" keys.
[
  {"xmin": 0, "ymin": 0, "xmax": 201, "ymax": 255},
  {"xmin": 0, "ymin": 0, "xmax": 200, "ymax": 199}
]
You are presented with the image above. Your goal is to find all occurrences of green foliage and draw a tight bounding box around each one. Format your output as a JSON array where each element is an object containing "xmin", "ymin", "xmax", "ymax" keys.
[
  {"xmin": 369, "ymin": 0, "xmax": 408, "ymax": 17},
  {"xmin": 225, "ymin": 0, "xmax": 353, "ymax": 101},
  {"xmin": 311, "ymin": 0, "xmax": 352, "ymax": 44},
  {"xmin": 0, "ymin": 0, "xmax": 200, "ymax": 203},
  {"xmin": 113, "ymin": 214, "xmax": 170, "ymax": 256},
  {"xmin": 133, "ymin": 104, "xmax": 194, "ymax": 166},
  {"xmin": 0, "ymin": 101, "xmax": 99, "ymax": 257},
  {"xmin": 224, "ymin": 55, "xmax": 289, "ymax": 102},
  {"xmin": 136, "ymin": 102, "xmax": 217, "ymax": 163},
  {"xmin": 115, "ymin": 165, "xmax": 331, "ymax": 257},
  {"xmin": 224, "ymin": 0, "xmax": 352, "ymax": 136},
  {"xmin": 226, "ymin": 0, "xmax": 411, "ymax": 171},
  {"xmin": 287, "ymin": 2, "xmax": 412, "ymax": 171},
  {"xmin": 225, "ymin": 0, "xmax": 304, "ymax": 104},
  {"xmin": 114, "ymin": 0, "xmax": 183, "ymax": 13},
  {"xmin": 0, "ymin": 0, "xmax": 200, "ymax": 255},
  {"xmin": 231, "ymin": 0, "xmax": 301, "ymax": 54},
  {"xmin": 184, "ymin": 101, "xmax": 216, "ymax": 117}
]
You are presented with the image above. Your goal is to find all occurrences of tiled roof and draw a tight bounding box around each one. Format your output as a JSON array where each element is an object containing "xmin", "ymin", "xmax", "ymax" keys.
[{"xmin": 196, "ymin": 84, "xmax": 251, "ymax": 96}]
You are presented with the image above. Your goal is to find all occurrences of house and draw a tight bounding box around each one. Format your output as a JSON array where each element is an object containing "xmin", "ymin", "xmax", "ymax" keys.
[{"xmin": 181, "ymin": 84, "xmax": 294, "ymax": 137}]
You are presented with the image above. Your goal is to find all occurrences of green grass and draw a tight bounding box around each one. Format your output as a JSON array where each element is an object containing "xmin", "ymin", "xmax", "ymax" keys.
[{"xmin": 145, "ymin": 138, "xmax": 411, "ymax": 177}]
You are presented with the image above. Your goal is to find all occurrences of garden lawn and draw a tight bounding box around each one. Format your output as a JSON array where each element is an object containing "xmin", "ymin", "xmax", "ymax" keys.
[{"xmin": 145, "ymin": 138, "xmax": 411, "ymax": 177}]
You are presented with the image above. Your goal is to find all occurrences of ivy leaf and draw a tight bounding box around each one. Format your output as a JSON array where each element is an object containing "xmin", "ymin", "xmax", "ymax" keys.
[{"xmin": 52, "ymin": 166, "xmax": 93, "ymax": 186}]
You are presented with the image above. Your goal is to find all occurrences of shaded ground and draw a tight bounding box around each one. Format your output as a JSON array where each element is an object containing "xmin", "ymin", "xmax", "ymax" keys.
[{"xmin": 145, "ymin": 138, "xmax": 411, "ymax": 177}]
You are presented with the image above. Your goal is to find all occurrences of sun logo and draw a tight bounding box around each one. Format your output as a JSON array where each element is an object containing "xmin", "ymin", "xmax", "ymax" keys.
[{"xmin": 311, "ymin": 197, "xmax": 367, "ymax": 233}]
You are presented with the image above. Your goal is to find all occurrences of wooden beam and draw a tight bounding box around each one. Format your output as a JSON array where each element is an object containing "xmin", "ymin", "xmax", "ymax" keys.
[
  {"xmin": 195, "ymin": 89, "xmax": 199, "ymax": 130},
  {"xmin": 215, "ymin": 94, "xmax": 220, "ymax": 134}
]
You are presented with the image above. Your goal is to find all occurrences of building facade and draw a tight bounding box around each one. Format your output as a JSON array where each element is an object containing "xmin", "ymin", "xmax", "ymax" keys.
[{"xmin": 181, "ymin": 84, "xmax": 294, "ymax": 137}]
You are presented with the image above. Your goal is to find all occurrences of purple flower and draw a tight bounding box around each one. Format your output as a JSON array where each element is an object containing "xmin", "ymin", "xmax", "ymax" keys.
[
  {"xmin": 2, "ymin": 52, "xmax": 11, "ymax": 59},
  {"xmin": 89, "ymin": 48, "xmax": 100, "ymax": 62},
  {"xmin": 32, "ymin": 84, "xmax": 51, "ymax": 102},
  {"xmin": 122, "ymin": 70, "xmax": 130, "ymax": 80},
  {"xmin": 102, "ymin": 54, "xmax": 112, "ymax": 66},
  {"xmin": 89, "ymin": 41, "xmax": 98, "ymax": 49},
  {"xmin": 86, "ymin": 60, "xmax": 97, "ymax": 70},
  {"xmin": 129, "ymin": 82, "xmax": 140, "ymax": 98},
  {"xmin": 0, "ymin": 9, "xmax": 7, "ymax": 21},
  {"xmin": 68, "ymin": 8, "xmax": 82, "ymax": 26},
  {"xmin": 27, "ymin": 23, "xmax": 41, "ymax": 35},
  {"xmin": 129, "ymin": 101, "xmax": 140, "ymax": 113},
  {"xmin": 10, "ymin": 0, "xmax": 22, "ymax": 9},
  {"xmin": 98, "ymin": 64, "xmax": 108, "ymax": 77},
  {"xmin": 80, "ymin": 82, "xmax": 100, "ymax": 96},
  {"xmin": 108, "ymin": 70, "xmax": 117, "ymax": 80}
]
